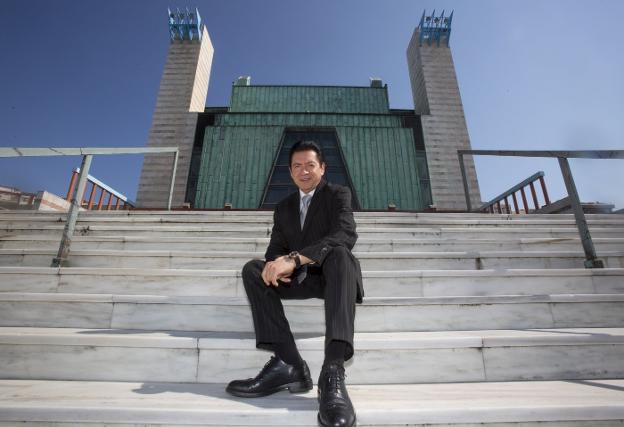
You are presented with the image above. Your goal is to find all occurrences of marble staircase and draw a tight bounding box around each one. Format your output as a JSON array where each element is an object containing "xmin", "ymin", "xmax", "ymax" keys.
[{"xmin": 1, "ymin": 210, "xmax": 624, "ymax": 426}]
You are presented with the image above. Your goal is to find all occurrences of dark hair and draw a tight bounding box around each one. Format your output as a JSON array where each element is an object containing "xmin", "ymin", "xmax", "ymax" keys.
[{"xmin": 289, "ymin": 140, "xmax": 324, "ymax": 166}]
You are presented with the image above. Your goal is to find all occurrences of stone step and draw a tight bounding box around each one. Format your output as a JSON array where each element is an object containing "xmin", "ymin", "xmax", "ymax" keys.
[
  {"xmin": 2, "ymin": 234, "xmax": 623, "ymax": 252},
  {"xmin": 4, "ymin": 224, "xmax": 624, "ymax": 239},
  {"xmin": 1, "ymin": 293, "xmax": 622, "ymax": 332},
  {"xmin": 1, "ymin": 266, "xmax": 623, "ymax": 297},
  {"xmin": 2, "ymin": 210, "xmax": 623, "ymax": 223},
  {"xmin": 2, "ymin": 248, "xmax": 623, "ymax": 270},
  {"xmin": 1, "ymin": 327, "xmax": 623, "ymax": 384},
  {"xmin": 2, "ymin": 212, "xmax": 624, "ymax": 226},
  {"xmin": 2, "ymin": 209, "xmax": 620, "ymax": 217},
  {"xmin": 3, "ymin": 220, "xmax": 624, "ymax": 236},
  {"xmin": 0, "ymin": 378, "xmax": 623, "ymax": 426}
]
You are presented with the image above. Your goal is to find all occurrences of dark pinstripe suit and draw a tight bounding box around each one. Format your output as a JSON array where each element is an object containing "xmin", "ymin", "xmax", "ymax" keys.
[{"xmin": 242, "ymin": 180, "xmax": 363, "ymax": 361}]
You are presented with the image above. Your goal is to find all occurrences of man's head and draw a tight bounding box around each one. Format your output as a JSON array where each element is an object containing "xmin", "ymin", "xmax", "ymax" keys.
[{"xmin": 289, "ymin": 140, "xmax": 326, "ymax": 194}]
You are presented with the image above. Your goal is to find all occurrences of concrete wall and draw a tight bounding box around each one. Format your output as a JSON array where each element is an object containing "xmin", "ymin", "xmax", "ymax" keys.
[
  {"xmin": 407, "ymin": 29, "xmax": 481, "ymax": 211},
  {"xmin": 34, "ymin": 191, "xmax": 75, "ymax": 212},
  {"xmin": 136, "ymin": 26, "xmax": 214, "ymax": 208}
]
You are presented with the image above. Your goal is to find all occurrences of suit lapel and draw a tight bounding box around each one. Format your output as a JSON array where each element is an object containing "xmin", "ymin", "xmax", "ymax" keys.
[{"xmin": 285, "ymin": 192, "xmax": 300, "ymax": 232}]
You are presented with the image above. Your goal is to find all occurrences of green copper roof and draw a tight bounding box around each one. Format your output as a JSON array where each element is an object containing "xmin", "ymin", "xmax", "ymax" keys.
[
  {"xmin": 194, "ymin": 85, "xmax": 432, "ymax": 210},
  {"xmin": 337, "ymin": 126, "xmax": 428, "ymax": 209},
  {"xmin": 229, "ymin": 86, "xmax": 389, "ymax": 114},
  {"xmin": 194, "ymin": 126, "xmax": 283, "ymax": 209},
  {"xmin": 216, "ymin": 113, "xmax": 402, "ymax": 128}
]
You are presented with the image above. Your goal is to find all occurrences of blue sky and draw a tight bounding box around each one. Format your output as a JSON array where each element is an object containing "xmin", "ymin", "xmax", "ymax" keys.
[{"xmin": 1, "ymin": 0, "xmax": 623, "ymax": 209}]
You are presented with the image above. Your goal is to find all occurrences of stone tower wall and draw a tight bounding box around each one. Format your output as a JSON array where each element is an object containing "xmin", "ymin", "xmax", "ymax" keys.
[
  {"xmin": 407, "ymin": 28, "xmax": 481, "ymax": 211},
  {"xmin": 137, "ymin": 26, "xmax": 213, "ymax": 208}
]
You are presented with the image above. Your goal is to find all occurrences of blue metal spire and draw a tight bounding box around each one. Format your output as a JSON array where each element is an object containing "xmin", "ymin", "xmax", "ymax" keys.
[
  {"xmin": 418, "ymin": 9, "xmax": 453, "ymax": 47},
  {"xmin": 168, "ymin": 7, "xmax": 202, "ymax": 41}
]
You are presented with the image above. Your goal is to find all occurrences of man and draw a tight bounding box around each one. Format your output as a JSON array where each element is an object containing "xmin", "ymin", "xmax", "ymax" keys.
[{"xmin": 226, "ymin": 140, "xmax": 363, "ymax": 427}]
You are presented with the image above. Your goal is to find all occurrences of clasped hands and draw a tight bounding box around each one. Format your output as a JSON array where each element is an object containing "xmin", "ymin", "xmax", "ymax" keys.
[{"xmin": 261, "ymin": 256, "xmax": 296, "ymax": 287}]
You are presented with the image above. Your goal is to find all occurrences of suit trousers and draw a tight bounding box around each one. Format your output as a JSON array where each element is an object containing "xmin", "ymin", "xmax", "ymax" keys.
[{"xmin": 242, "ymin": 246, "xmax": 358, "ymax": 361}]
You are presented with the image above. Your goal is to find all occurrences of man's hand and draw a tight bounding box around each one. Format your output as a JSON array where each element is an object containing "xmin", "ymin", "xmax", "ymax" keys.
[{"xmin": 261, "ymin": 256, "xmax": 296, "ymax": 287}]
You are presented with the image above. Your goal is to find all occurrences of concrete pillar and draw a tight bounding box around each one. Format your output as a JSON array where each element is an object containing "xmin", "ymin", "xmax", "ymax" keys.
[
  {"xmin": 407, "ymin": 23, "xmax": 481, "ymax": 211},
  {"xmin": 137, "ymin": 26, "xmax": 214, "ymax": 208}
]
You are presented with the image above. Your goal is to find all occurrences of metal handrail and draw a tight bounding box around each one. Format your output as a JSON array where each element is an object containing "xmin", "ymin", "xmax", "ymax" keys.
[
  {"xmin": 0, "ymin": 146, "xmax": 179, "ymax": 266},
  {"xmin": 479, "ymin": 171, "xmax": 550, "ymax": 214},
  {"xmin": 68, "ymin": 168, "xmax": 135, "ymax": 210},
  {"xmin": 458, "ymin": 149, "xmax": 624, "ymax": 269}
]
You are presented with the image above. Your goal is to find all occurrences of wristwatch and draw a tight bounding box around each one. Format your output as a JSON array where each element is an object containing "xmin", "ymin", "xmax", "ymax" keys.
[{"xmin": 288, "ymin": 251, "xmax": 301, "ymax": 269}]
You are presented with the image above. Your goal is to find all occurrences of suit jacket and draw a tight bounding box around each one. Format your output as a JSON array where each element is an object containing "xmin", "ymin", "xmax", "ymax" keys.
[{"xmin": 265, "ymin": 180, "xmax": 364, "ymax": 303}]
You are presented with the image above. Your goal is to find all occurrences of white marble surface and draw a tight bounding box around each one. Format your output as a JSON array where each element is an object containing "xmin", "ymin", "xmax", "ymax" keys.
[
  {"xmin": 0, "ymin": 327, "xmax": 198, "ymax": 348},
  {"xmin": 3, "ymin": 326, "xmax": 622, "ymax": 349},
  {"xmin": 0, "ymin": 344, "xmax": 198, "ymax": 382},
  {"xmin": 552, "ymin": 302, "xmax": 624, "ymax": 327},
  {"xmin": 4, "ymin": 246, "xmax": 622, "ymax": 270},
  {"xmin": 3, "ymin": 266, "xmax": 623, "ymax": 298},
  {"xmin": 110, "ymin": 301, "xmax": 254, "ymax": 332},
  {"xmin": 7, "ymin": 235, "xmax": 621, "ymax": 253},
  {"xmin": 1, "ymin": 327, "xmax": 622, "ymax": 384},
  {"xmin": 595, "ymin": 275, "xmax": 624, "ymax": 293},
  {"xmin": 0, "ymin": 272, "xmax": 59, "ymax": 293},
  {"xmin": 2, "ymin": 266, "xmax": 623, "ymax": 297},
  {"xmin": 4, "ymin": 223, "xmax": 624, "ymax": 240},
  {"xmin": 0, "ymin": 379, "xmax": 623, "ymax": 426},
  {"xmin": 0, "ymin": 301, "xmax": 112, "ymax": 328},
  {"xmin": 2, "ymin": 292, "xmax": 624, "ymax": 332},
  {"xmin": 483, "ymin": 345, "xmax": 624, "ymax": 381},
  {"xmin": 57, "ymin": 269, "xmax": 240, "ymax": 297},
  {"xmin": 7, "ymin": 213, "xmax": 624, "ymax": 227},
  {"xmin": 197, "ymin": 347, "xmax": 487, "ymax": 384}
]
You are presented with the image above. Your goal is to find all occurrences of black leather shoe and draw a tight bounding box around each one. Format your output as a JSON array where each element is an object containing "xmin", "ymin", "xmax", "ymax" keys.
[
  {"xmin": 226, "ymin": 356, "xmax": 312, "ymax": 398},
  {"xmin": 317, "ymin": 363, "xmax": 356, "ymax": 427}
]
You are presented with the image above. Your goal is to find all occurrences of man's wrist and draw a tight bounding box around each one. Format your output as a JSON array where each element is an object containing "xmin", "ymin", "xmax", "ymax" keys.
[{"xmin": 288, "ymin": 251, "xmax": 301, "ymax": 269}]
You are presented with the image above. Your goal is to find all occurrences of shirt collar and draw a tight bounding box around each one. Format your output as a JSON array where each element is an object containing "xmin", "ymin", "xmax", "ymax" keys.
[{"xmin": 299, "ymin": 188, "xmax": 316, "ymax": 201}]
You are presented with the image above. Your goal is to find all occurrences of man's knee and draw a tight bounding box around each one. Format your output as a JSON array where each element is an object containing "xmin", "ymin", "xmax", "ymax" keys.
[
  {"xmin": 325, "ymin": 246, "xmax": 350, "ymax": 264},
  {"xmin": 242, "ymin": 259, "xmax": 265, "ymax": 284},
  {"xmin": 322, "ymin": 247, "xmax": 358, "ymax": 292}
]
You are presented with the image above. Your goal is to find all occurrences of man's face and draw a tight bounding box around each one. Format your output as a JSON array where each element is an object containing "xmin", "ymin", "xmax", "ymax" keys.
[{"xmin": 289, "ymin": 150, "xmax": 326, "ymax": 193}]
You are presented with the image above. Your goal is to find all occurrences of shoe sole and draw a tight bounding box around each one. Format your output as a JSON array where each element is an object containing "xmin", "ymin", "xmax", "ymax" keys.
[
  {"xmin": 226, "ymin": 380, "xmax": 313, "ymax": 398},
  {"xmin": 317, "ymin": 412, "xmax": 356, "ymax": 427}
]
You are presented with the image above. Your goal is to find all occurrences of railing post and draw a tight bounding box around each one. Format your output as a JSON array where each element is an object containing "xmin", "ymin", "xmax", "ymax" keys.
[
  {"xmin": 557, "ymin": 157, "xmax": 603, "ymax": 268},
  {"xmin": 97, "ymin": 190, "xmax": 105, "ymax": 210},
  {"xmin": 52, "ymin": 154, "xmax": 93, "ymax": 267},
  {"xmin": 539, "ymin": 175, "xmax": 551, "ymax": 205},
  {"xmin": 66, "ymin": 171, "xmax": 78, "ymax": 201},
  {"xmin": 529, "ymin": 181, "xmax": 540, "ymax": 209},
  {"xmin": 458, "ymin": 152, "xmax": 471, "ymax": 212},
  {"xmin": 520, "ymin": 188, "xmax": 529, "ymax": 213},
  {"xmin": 167, "ymin": 150, "xmax": 179, "ymax": 211},
  {"xmin": 511, "ymin": 192, "xmax": 520, "ymax": 214},
  {"xmin": 87, "ymin": 182, "xmax": 97, "ymax": 210}
]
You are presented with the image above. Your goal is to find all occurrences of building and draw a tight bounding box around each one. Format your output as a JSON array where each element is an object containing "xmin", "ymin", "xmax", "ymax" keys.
[{"xmin": 137, "ymin": 9, "xmax": 481, "ymax": 211}]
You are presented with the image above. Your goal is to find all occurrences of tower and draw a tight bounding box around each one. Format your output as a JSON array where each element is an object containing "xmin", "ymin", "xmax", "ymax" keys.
[
  {"xmin": 407, "ymin": 10, "xmax": 481, "ymax": 210},
  {"xmin": 136, "ymin": 8, "xmax": 214, "ymax": 208}
]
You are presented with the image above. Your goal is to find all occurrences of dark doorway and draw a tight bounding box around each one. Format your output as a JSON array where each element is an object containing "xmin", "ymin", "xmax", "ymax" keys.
[{"xmin": 260, "ymin": 129, "xmax": 359, "ymax": 209}]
